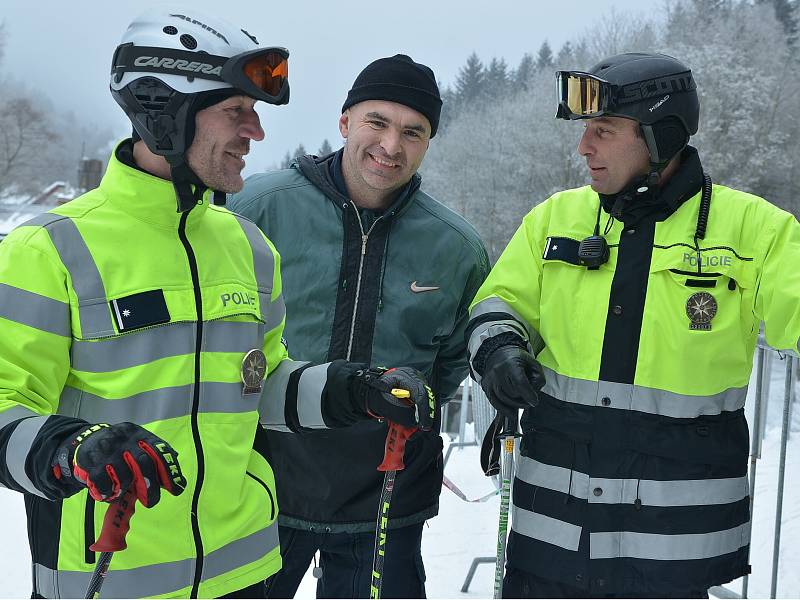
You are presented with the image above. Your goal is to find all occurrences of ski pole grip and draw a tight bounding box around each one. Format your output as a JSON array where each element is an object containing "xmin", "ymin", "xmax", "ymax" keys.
[
  {"xmin": 90, "ymin": 488, "xmax": 136, "ymax": 552},
  {"xmin": 377, "ymin": 389, "xmax": 417, "ymax": 472}
]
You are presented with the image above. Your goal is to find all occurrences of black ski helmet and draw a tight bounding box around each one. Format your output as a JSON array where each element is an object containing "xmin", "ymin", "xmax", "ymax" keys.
[
  {"xmin": 556, "ymin": 52, "xmax": 699, "ymax": 170},
  {"xmin": 110, "ymin": 9, "xmax": 290, "ymax": 211}
]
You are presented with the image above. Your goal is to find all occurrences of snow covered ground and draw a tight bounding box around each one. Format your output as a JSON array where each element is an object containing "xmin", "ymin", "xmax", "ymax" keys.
[{"xmin": 0, "ymin": 354, "xmax": 797, "ymax": 599}]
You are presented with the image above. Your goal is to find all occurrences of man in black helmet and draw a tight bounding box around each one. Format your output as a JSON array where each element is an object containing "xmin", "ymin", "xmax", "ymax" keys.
[
  {"xmin": 229, "ymin": 55, "xmax": 489, "ymax": 598},
  {"xmin": 467, "ymin": 52, "xmax": 800, "ymax": 597}
]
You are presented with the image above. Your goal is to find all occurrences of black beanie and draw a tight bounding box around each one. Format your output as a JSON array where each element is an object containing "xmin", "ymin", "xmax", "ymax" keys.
[{"xmin": 341, "ymin": 54, "xmax": 442, "ymax": 137}]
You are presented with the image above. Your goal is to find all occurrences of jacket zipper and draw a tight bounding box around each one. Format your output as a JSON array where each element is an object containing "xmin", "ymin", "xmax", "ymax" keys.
[
  {"xmin": 345, "ymin": 203, "xmax": 383, "ymax": 360},
  {"xmin": 246, "ymin": 471, "xmax": 276, "ymax": 521},
  {"xmin": 178, "ymin": 211, "xmax": 206, "ymax": 598}
]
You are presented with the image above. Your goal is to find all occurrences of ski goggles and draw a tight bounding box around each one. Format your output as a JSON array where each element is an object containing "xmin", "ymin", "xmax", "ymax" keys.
[
  {"xmin": 555, "ymin": 71, "xmax": 611, "ymax": 120},
  {"xmin": 112, "ymin": 44, "xmax": 290, "ymax": 105}
]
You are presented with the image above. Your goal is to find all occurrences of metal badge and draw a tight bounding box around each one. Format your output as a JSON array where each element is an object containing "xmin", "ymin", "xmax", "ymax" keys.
[
  {"xmin": 241, "ymin": 349, "xmax": 267, "ymax": 394},
  {"xmin": 686, "ymin": 292, "xmax": 718, "ymax": 331}
]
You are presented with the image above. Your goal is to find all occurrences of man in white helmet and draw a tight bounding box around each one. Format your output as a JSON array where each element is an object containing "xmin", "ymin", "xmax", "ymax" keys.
[{"xmin": 0, "ymin": 9, "xmax": 435, "ymax": 599}]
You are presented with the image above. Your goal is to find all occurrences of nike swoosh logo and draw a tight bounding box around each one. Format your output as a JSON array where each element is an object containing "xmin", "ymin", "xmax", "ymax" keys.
[{"xmin": 410, "ymin": 281, "xmax": 440, "ymax": 293}]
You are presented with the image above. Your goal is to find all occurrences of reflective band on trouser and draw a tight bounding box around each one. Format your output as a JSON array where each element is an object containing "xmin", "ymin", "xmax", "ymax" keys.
[
  {"xmin": 540, "ymin": 366, "xmax": 748, "ymax": 419},
  {"xmin": 511, "ymin": 505, "xmax": 581, "ymax": 551},
  {"xmin": 58, "ymin": 381, "xmax": 260, "ymax": 424},
  {"xmin": 26, "ymin": 213, "xmax": 114, "ymax": 339},
  {"xmin": 0, "ymin": 283, "xmax": 70, "ymax": 337},
  {"xmin": 33, "ymin": 520, "xmax": 279, "ymax": 598},
  {"xmin": 70, "ymin": 320, "xmax": 263, "ymax": 373},
  {"xmin": 233, "ymin": 215, "xmax": 275, "ymax": 323},
  {"xmin": 260, "ymin": 359, "xmax": 310, "ymax": 429},
  {"xmin": 295, "ymin": 363, "xmax": 331, "ymax": 428},
  {"xmin": 4, "ymin": 415, "xmax": 49, "ymax": 498},
  {"xmin": 589, "ymin": 524, "xmax": 750, "ymax": 560},
  {"xmin": 516, "ymin": 456, "xmax": 749, "ymax": 507}
]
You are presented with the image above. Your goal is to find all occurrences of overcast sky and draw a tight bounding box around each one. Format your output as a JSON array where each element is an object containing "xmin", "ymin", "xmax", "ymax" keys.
[{"xmin": 1, "ymin": 0, "xmax": 650, "ymax": 174}]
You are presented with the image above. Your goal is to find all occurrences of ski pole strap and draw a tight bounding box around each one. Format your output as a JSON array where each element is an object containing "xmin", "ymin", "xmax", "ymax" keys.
[{"xmin": 442, "ymin": 474, "xmax": 499, "ymax": 503}]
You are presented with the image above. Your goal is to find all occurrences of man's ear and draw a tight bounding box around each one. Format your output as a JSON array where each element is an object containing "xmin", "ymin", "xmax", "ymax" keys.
[{"xmin": 339, "ymin": 111, "xmax": 350, "ymax": 139}]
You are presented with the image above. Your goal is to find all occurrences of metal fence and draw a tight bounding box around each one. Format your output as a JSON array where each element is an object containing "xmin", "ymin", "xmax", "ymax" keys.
[{"xmin": 445, "ymin": 344, "xmax": 798, "ymax": 598}]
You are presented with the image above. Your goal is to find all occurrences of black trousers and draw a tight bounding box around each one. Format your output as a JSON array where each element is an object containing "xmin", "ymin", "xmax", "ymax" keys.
[
  {"xmin": 502, "ymin": 568, "xmax": 709, "ymax": 599},
  {"xmin": 265, "ymin": 523, "xmax": 426, "ymax": 599}
]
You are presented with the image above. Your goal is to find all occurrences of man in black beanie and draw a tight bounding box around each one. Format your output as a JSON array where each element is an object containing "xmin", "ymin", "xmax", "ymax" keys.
[{"xmin": 229, "ymin": 55, "xmax": 489, "ymax": 598}]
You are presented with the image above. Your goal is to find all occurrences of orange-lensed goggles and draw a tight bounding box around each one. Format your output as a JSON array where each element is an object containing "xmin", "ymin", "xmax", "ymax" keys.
[
  {"xmin": 222, "ymin": 47, "xmax": 289, "ymax": 104},
  {"xmin": 555, "ymin": 71, "xmax": 611, "ymax": 120},
  {"xmin": 112, "ymin": 44, "xmax": 290, "ymax": 105}
]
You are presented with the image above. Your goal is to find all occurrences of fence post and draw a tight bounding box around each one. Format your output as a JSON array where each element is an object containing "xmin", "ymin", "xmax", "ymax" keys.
[{"xmin": 770, "ymin": 356, "xmax": 795, "ymax": 599}]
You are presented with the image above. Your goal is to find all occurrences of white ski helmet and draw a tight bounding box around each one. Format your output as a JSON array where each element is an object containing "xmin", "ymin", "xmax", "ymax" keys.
[{"xmin": 110, "ymin": 9, "xmax": 289, "ymax": 210}]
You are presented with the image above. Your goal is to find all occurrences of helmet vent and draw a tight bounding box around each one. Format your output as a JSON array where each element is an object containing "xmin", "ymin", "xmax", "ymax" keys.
[
  {"xmin": 180, "ymin": 34, "xmax": 198, "ymax": 49},
  {"xmin": 130, "ymin": 78, "xmax": 174, "ymax": 113},
  {"xmin": 163, "ymin": 26, "xmax": 178, "ymax": 35}
]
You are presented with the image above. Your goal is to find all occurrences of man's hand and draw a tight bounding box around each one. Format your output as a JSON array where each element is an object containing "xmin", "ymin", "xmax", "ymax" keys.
[
  {"xmin": 481, "ymin": 345, "xmax": 544, "ymax": 415},
  {"xmin": 52, "ymin": 422, "xmax": 186, "ymax": 507},
  {"xmin": 353, "ymin": 367, "xmax": 436, "ymax": 431}
]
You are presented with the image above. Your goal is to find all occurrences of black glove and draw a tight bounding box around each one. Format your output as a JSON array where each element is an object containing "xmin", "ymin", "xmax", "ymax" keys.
[
  {"xmin": 52, "ymin": 422, "xmax": 187, "ymax": 507},
  {"xmin": 353, "ymin": 367, "xmax": 435, "ymax": 431},
  {"xmin": 481, "ymin": 344, "xmax": 545, "ymax": 415}
]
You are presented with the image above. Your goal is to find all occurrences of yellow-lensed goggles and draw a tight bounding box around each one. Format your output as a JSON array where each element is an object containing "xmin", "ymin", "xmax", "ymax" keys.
[{"xmin": 555, "ymin": 71, "xmax": 611, "ymax": 119}]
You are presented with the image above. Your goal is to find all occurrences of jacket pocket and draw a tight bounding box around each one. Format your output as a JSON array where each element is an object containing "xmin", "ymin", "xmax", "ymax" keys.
[
  {"xmin": 246, "ymin": 471, "xmax": 276, "ymax": 522},
  {"xmin": 84, "ymin": 494, "xmax": 96, "ymax": 564}
]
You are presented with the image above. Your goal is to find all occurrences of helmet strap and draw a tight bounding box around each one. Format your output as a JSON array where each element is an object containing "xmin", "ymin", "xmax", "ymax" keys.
[{"xmin": 167, "ymin": 156, "xmax": 207, "ymax": 213}]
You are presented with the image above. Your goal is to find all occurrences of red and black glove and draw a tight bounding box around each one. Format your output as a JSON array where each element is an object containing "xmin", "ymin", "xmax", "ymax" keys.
[
  {"xmin": 353, "ymin": 367, "xmax": 436, "ymax": 431},
  {"xmin": 52, "ymin": 422, "xmax": 186, "ymax": 507}
]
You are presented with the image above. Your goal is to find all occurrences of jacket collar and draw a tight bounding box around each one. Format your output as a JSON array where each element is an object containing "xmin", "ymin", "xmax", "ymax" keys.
[
  {"xmin": 599, "ymin": 145, "xmax": 704, "ymax": 227},
  {"xmin": 103, "ymin": 139, "xmax": 211, "ymax": 229},
  {"xmin": 296, "ymin": 149, "xmax": 421, "ymax": 217}
]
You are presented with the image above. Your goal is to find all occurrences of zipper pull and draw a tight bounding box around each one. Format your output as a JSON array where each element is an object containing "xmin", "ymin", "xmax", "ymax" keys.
[{"xmin": 361, "ymin": 234, "xmax": 368, "ymax": 256}]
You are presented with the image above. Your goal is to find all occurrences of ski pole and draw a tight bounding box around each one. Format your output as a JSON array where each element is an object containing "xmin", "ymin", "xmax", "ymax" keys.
[
  {"xmin": 494, "ymin": 411, "xmax": 519, "ymax": 599},
  {"xmin": 370, "ymin": 389, "xmax": 417, "ymax": 600},
  {"xmin": 84, "ymin": 488, "xmax": 137, "ymax": 599}
]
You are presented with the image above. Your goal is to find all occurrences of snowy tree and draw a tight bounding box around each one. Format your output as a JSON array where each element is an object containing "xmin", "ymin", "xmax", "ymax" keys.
[
  {"xmin": 454, "ymin": 53, "xmax": 485, "ymax": 106},
  {"xmin": 0, "ymin": 97, "xmax": 59, "ymax": 195},
  {"xmin": 536, "ymin": 41, "xmax": 554, "ymax": 70},
  {"xmin": 512, "ymin": 53, "xmax": 535, "ymax": 91},
  {"xmin": 318, "ymin": 138, "xmax": 333, "ymax": 157},
  {"xmin": 484, "ymin": 58, "xmax": 510, "ymax": 97}
]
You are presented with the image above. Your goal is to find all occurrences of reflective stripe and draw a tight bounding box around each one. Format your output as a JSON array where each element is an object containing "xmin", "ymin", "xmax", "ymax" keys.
[
  {"xmin": 516, "ymin": 456, "xmax": 748, "ymax": 507},
  {"xmin": 590, "ymin": 523, "xmax": 750, "ymax": 560},
  {"xmin": 468, "ymin": 320, "xmax": 530, "ymax": 383},
  {"xmin": 33, "ymin": 214, "xmax": 114, "ymax": 339},
  {"xmin": 0, "ymin": 405, "xmax": 41, "ymax": 431},
  {"xmin": 468, "ymin": 297, "xmax": 544, "ymax": 382},
  {"xmin": 541, "ymin": 366, "xmax": 747, "ymax": 419},
  {"xmin": 33, "ymin": 519, "xmax": 280, "ymax": 598},
  {"xmin": 265, "ymin": 294, "xmax": 286, "ymax": 332},
  {"xmin": 233, "ymin": 215, "xmax": 275, "ymax": 322},
  {"xmin": 0, "ymin": 283, "xmax": 70, "ymax": 337},
  {"xmin": 469, "ymin": 296, "xmax": 536, "ymax": 342},
  {"xmin": 71, "ymin": 320, "xmax": 262, "ymax": 373},
  {"xmin": 296, "ymin": 363, "xmax": 329, "ymax": 428},
  {"xmin": 58, "ymin": 381, "xmax": 259, "ymax": 424},
  {"xmin": 260, "ymin": 359, "xmax": 309, "ymax": 427},
  {"xmin": 511, "ymin": 504, "xmax": 581, "ymax": 551},
  {"xmin": 5, "ymin": 415, "xmax": 49, "ymax": 498}
]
